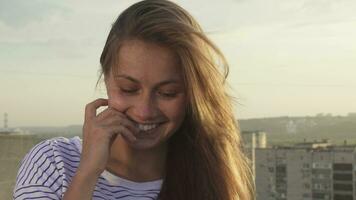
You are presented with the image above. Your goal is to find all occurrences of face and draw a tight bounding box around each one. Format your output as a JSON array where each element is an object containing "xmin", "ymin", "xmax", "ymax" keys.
[{"xmin": 105, "ymin": 39, "xmax": 186, "ymax": 150}]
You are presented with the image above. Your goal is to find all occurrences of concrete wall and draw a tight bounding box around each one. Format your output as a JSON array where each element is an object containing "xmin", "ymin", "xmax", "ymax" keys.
[{"xmin": 0, "ymin": 134, "xmax": 59, "ymax": 200}]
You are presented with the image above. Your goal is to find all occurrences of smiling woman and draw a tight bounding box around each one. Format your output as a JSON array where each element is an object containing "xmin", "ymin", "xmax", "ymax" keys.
[{"xmin": 13, "ymin": 0, "xmax": 255, "ymax": 200}]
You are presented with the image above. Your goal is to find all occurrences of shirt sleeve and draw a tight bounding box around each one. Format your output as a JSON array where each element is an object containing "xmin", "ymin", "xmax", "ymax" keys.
[{"xmin": 13, "ymin": 139, "xmax": 63, "ymax": 200}]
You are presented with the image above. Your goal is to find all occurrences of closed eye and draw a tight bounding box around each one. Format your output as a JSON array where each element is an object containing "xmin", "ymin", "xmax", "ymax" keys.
[
  {"xmin": 120, "ymin": 88, "xmax": 139, "ymax": 94},
  {"xmin": 158, "ymin": 91, "xmax": 178, "ymax": 98}
]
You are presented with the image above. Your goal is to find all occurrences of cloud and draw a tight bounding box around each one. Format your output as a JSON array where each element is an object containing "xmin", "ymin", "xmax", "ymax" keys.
[{"xmin": 0, "ymin": 0, "xmax": 70, "ymax": 28}]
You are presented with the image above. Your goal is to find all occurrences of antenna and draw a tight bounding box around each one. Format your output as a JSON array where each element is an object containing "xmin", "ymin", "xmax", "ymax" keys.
[{"xmin": 4, "ymin": 113, "xmax": 8, "ymax": 129}]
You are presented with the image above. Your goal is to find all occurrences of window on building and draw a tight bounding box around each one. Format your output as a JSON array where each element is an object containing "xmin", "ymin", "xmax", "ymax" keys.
[
  {"xmin": 333, "ymin": 183, "xmax": 353, "ymax": 191},
  {"xmin": 333, "ymin": 173, "xmax": 353, "ymax": 181},
  {"xmin": 333, "ymin": 163, "xmax": 352, "ymax": 171},
  {"xmin": 333, "ymin": 194, "xmax": 353, "ymax": 200}
]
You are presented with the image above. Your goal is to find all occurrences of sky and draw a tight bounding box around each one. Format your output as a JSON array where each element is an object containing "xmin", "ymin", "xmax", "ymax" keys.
[{"xmin": 1, "ymin": 0, "xmax": 356, "ymax": 127}]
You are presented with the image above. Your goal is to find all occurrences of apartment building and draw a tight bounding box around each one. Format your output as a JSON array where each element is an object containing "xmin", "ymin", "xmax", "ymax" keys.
[{"xmin": 255, "ymin": 141, "xmax": 356, "ymax": 200}]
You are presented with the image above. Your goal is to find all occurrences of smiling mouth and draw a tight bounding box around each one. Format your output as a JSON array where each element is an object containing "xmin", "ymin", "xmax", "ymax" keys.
[
  {"xmin": 132, "ymin": 123, "xmax": 162, "ymax": 139},
  {"xmin": 132, "ymin": 120, "xmax": 166, "ymax": 135},
  {"xmin": 126, "ymin": 116, "xmax": 165, "ymax": 134},
  {"xmin": 137, "ymin": 123, "xmax": 160, "ymax": 132}
]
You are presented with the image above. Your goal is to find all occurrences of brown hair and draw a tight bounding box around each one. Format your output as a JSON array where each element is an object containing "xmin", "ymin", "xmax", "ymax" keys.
[{"xmin": 99, "ymin": 0, "xmax": 255, "ymax": 199}]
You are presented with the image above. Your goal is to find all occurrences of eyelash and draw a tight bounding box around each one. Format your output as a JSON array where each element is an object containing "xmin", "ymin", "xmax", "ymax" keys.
[
  {"xmin": 120, "ymin": 88, "xmax": 178, "ymax": 98},
  {"xmin": 120, "ymin": 88, "xmax": 138, "ymax": 94},
  {"xmin": 158, "ymin": 91, "xmax": 178, "ymax": 98}
]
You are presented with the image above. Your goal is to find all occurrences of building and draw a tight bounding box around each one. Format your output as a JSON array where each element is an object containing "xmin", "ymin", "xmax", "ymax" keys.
[
  {"xmin": 255, "ymin": 140, "xmax": 356, "ymax": 200},
  {"xmin": 242, "ymin": 131, "xmax": 267, "ymax": 176},
  {"xmin": 0, "ymin": 113, "xmax": 25, "ymax": 135}
]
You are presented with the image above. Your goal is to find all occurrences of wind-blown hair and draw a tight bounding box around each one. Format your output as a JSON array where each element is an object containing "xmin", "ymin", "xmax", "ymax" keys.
[{"xmin": 99, "ymin": 0, "xmax": 255, "ymax": 199}]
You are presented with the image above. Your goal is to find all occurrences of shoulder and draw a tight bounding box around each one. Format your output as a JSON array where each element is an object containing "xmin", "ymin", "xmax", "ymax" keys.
[
  {"xmin": 20, "ymin": 136, "xmax": 82, "ymax": 168},
  {"xmin": 47, "ymin": 136, "xmax": 82, "ymax": 157},
  {"xmin": 13, "ymin": 136, "xmax": 82, "ymax": 200},
  {"xmin": 21, "ymin": 136, "xmax": 81, "ymax": 158},
  {"xmin": 30, "ymin": 136, "xmax": 82, "ymax": 178}
]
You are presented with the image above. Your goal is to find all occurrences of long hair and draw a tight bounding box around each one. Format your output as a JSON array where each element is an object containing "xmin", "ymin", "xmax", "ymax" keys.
[{"xmin": 99, "ymin": 0, "xmax": 255, "ymax": 199}]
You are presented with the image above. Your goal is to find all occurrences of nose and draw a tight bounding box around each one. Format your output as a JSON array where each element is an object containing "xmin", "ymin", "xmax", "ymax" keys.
[{"xmin": 131, "ymin": 93, "xmax": 160, "ymax": 122}]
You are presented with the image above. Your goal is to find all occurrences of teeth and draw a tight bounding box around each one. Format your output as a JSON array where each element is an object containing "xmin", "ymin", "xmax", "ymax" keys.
[{"xmin": 137, "ymin": 123, "xmax": 158, "ymax": 132}]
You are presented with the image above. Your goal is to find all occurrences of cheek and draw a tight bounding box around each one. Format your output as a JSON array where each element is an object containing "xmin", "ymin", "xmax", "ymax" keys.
[
  {"xmin": 165, "ymin": 98, "xmax": 186, "ymax": 123},
  {"xmin": 107, "ymin": 92, "xmax": 131, "ymax": 112}
]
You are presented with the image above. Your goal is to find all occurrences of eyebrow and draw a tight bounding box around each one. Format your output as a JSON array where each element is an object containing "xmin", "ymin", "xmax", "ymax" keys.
[{"xmin": 114, "ymin": 74, "xmax": 182, "ymax": 87}]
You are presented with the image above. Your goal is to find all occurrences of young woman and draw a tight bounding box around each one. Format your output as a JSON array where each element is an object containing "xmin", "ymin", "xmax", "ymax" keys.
[{"xmin": 13, "ymin": 0, "xmax": 255, "ymax": 199}]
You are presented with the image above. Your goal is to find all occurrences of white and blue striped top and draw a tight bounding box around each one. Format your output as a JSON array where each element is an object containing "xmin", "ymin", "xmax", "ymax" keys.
[{"xmin": 13, "ymin": 136, "xmax": 163, "ymax": 200}]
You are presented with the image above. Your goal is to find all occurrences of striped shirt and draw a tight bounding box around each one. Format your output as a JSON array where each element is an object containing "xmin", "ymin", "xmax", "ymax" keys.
[{"xmin": 13, "ymin": 136, "xmax": 162, "ymax": 200}]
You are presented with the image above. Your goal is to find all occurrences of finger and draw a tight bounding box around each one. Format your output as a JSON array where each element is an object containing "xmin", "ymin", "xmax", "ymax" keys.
[
  {"xmin": 107, "ymin": 125, "xmax": 137, "ymax": 142},
  {"xmin": 104, "ymin": 117, "xmax": 139, "ymax": 134},
  {"xmin": 96, "ymin": 108, "xmax": 139, "ymax": 133},
  {"xmin": 121, "ymin": 131, "xmax": 138, "ymax": 143},
  {"xmin": 96, "ymin": 107, "xmax": 119, "ymax": 121},
  {"xmin": 85, "ymin": 98, "xmax": 108, "ymax": 121}
]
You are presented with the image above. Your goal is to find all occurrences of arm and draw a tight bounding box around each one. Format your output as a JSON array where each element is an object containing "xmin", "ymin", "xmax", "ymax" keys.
[{"xmin": 62, "ymin": 168, "xmax": 100, "ymax": 200}]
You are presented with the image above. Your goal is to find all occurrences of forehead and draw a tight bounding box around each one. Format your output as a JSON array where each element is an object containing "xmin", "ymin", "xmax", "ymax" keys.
[{"xmin": 113, "ymin": 39, "xmax": 182, "ymax": 80}]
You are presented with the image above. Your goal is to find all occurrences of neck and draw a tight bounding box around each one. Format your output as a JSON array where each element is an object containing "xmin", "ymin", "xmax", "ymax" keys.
[{"xmin": 106, "ymin": 135, "xmax": 167, "ymax": 182}]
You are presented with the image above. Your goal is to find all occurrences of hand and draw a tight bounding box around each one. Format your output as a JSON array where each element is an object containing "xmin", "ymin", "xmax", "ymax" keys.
[{"xmin": 78, "ymin": 98, "xmax": 138, "ymax": 177}]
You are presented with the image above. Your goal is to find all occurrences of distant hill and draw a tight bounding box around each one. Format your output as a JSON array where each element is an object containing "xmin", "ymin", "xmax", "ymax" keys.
[
  {"xmin": 19, "ymin": 125, "xmax": 82, "ymax": 138},
  {"xmin": 16, "ymin": 114, "xmax": 356, "ymax": 146},
  {"xmin": 239, "ymin": 114, "xmax": 356, "ymax": 145}
]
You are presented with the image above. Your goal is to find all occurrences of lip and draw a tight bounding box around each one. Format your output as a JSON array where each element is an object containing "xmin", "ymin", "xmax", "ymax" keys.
[
  {"xmin": 134, "ymin": 122, "xmax": 165, "ymax": 139},
  {"xmin": 126, "ymin": 115, "xmax": 165, "ymax": 125}
]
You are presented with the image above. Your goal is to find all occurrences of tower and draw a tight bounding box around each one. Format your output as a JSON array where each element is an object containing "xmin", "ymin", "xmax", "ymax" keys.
[{"xmin": 4, "ymin": 112, "xmax": 8, "ymax": 129}]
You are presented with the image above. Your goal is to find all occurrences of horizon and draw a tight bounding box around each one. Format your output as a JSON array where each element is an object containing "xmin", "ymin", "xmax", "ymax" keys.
[{"xmin": 1, "ymin": 111, "xmax": 355, "ymax": 128}]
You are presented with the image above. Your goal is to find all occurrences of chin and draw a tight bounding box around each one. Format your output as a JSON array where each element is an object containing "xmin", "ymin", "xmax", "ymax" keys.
[
  {"xmin": 129, "ymin": 125, "xmax": 178, "ymax": 150},
  {"xmin": 126, "ymin": 138, "xmax": 167, "ymax": 151}
]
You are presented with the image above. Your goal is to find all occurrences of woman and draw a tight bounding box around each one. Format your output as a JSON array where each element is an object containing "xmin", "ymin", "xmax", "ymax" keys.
[{"xmin": 13, "ymin": 0, "xmax": 255, "ymax": 199}]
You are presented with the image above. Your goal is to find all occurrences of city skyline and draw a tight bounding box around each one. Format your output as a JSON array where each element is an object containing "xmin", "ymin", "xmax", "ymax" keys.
[{"xmin": 1, "ymin": 0, "xmax": 356, "ymax": 126}]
